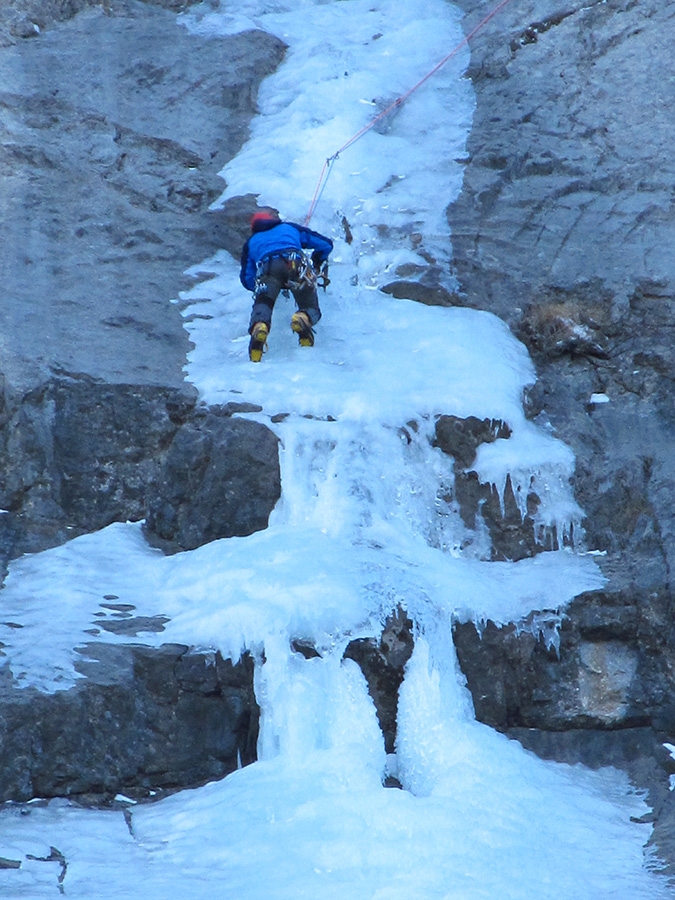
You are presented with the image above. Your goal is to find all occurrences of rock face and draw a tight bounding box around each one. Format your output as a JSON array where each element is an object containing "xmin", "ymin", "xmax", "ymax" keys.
[
  {"xmin": 344, "ymin": 607, "xmax": 415, "ymax": 756},
  {"xmin": 449, "ymin": 0, "xmax": 675, "ymax": 595},
  {"xmin": 0, "ymin": 0, "xmax": 284, "ymax": 567},
  {"xmin": 446, "ymin": 0, "xmax": 675, "ymax": 870},
  {"xmin": 0, "ymin": 0, "xmax": 284, "ymax": 803},
  {"xmin": 0, "ymin": 378, "xmax": 281, "ymax": 567},
  {"xmin": 146, "ymin": 403, "xmax": 281, "ymax": 551},
  {"xmin": 0, "ymin": 380, "xmax": 278, "ymax": 803},
  {"xmin": 0, "ymin": 0, "xmax": 285, "ymax": 392},
  {"xmin": 454, "ymin": 585, "xmax": 675, "ymax": 734},
  {"xmin": 0, "ymin": 644, "xmax": 259, "ymax": 803},
  {"xmin": 432, "ymin": 414, "xmax": 561, "ymax": 560}
]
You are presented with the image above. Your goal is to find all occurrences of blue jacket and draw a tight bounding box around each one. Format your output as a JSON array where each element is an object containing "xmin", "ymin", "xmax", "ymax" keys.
[{"xmin": 240, "ymin": 220, "xmax": 333, "ymax": 291}]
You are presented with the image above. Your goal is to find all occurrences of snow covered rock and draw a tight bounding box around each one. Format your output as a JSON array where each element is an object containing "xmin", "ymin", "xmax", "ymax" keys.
[{"xmin": 448, "ymin": 2, "xmax": 675, "ymax": 866}]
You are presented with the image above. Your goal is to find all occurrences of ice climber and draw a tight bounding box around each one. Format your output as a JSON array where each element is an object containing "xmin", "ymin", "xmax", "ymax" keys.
[{"xmin": 240, "ymin": 210, "xmax": 333, "ymax": 362}]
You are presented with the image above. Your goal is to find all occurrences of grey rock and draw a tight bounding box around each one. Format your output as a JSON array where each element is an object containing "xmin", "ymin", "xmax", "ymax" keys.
[
  {"xmin": 290, "ymin": 639, "xmax": 322, "ymax": 660},
  {"xmin": 433, "ymin": 414, "xmax": 561, "ymax": 559},
  {"xmin": 51, "ymin": 380, "xmax": 195, "ymax": 533},
  {"xmin": 649, "ymin": 790, "xmax": 675, "ymax": 882},
  {"xmin": 0, "ymin": 0, "xmax": 286, "ymax": 564},
  {"xmin": 453, "ymin": 585, "xmax": 675, "ymax": 732},
  {"xmin": 0, "ymin": 378, "xmax": 194, "ymax": 560},
  {"xmin": 380, "ymin": 279, "xmax": 461, "ymax": 307},
  {"xmin": 507, "ymin": 726, "xmax": 675, "ymax": 782},
  {"xmin": 0, "ymin": 0, "xmax": 285, "ymax": 392},
  {"xmin": 450, "ymin": 0, "xmax": 675, "ymax": 324},
  {"xmin": 448, "ymin": 0, "xmax": 675, "ymax": 586},
  {"xmin": 343, "ymin": 607, "xmax": 414, "ymax": 756},
  {"xmin": 0, "ymin": 0, "xmax": 94, "ymax": 45},
  {"xmin": 434, "ymin": 414, "xmax": 511, "ymax": 469},
  {"xmin": 145, "ymin": 411, "xmax": 281, "ymax": 551},
  {"xmin": 0, "ymin": 377, "xmax": 280, "ymax": 566},
  {"xmin": 449, "ymin": 0, "xmax": 675, "ymax": 864},
  {"xmin": 0, "ymin": 0, "xmax": 283, "ymax": 811},
  {"xmin": 0, "ymin": 645, "xmax": 259, "ymax": 802}
]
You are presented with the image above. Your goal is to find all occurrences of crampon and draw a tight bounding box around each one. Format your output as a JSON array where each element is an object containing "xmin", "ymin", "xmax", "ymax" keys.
[
  {"xmin": 290, "ymin": 311, "xmax": 315, "ymax": 347},
  {"xmin": 249, "ymin": 322, "xmax": 269, "ymax": 362}
]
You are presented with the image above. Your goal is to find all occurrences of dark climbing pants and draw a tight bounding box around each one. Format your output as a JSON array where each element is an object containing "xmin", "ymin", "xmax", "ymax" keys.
[{"xmin": 248, "ymin": 255, "xmax": 322, "ymax": 334}]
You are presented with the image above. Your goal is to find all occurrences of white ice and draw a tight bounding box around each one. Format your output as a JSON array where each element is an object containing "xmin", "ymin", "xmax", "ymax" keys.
[{"xmin": 0, "ymin": 0, "xmax": 669, "ymax": 897}]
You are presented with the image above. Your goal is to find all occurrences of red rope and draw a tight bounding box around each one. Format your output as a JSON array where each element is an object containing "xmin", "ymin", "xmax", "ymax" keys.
[{"xmin": 305, "ymin": 0, "xmax": 514, "ymax": 224}]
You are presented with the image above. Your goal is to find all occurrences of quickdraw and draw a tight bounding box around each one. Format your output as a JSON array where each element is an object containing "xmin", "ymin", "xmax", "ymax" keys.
[
  {"xmin": 254, "ymin": 250, "xmax": 330, "ymax": 298},
  {"xmin": 288, "ymin": 252, "xmax": 331, "ymax": 293}
]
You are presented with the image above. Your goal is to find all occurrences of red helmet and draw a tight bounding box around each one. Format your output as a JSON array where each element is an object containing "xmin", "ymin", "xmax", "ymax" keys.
[{"xmin": 250, "ymin": 210, "xmax": 280, "ymax": 230}]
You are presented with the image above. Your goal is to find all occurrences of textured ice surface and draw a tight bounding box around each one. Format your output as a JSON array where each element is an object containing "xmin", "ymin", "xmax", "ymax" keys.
[{"xmin": 0, "ymin": 1, "xmax": 668, "ymax": 897}]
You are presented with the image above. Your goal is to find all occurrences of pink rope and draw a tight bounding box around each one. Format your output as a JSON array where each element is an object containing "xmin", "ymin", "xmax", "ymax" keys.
[{"xmin": 305, "ymin": 0, "xmax": 515, "ymax": 224}]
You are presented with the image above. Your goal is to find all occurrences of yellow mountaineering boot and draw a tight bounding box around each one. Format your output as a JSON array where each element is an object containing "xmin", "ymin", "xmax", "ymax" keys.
[
  {"xmin": 248, "ymin": 322, "xmax": 269, "ymax": 362},
  {"xmin": 290, "ymin": 310, "xmax": 314, "ymax": 347}
]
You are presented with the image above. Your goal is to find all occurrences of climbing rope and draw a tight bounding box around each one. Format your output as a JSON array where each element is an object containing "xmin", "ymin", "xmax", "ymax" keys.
[{"xmin": 304, "ymin": 0, "xmax": 515, "ymax": 224}]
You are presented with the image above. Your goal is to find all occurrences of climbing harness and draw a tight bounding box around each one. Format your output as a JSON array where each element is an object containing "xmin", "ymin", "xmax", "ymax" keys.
[
  {"xmin": 304, "ymin": 0, "xmax": 516, "ymax": 225},
  {"xmin": 254, "ymin": 250, "xmax": 330, "ymax": 298},
  {"xmin": 252, "ymin": 252, "xmax": 298, "ymax": 299}
]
